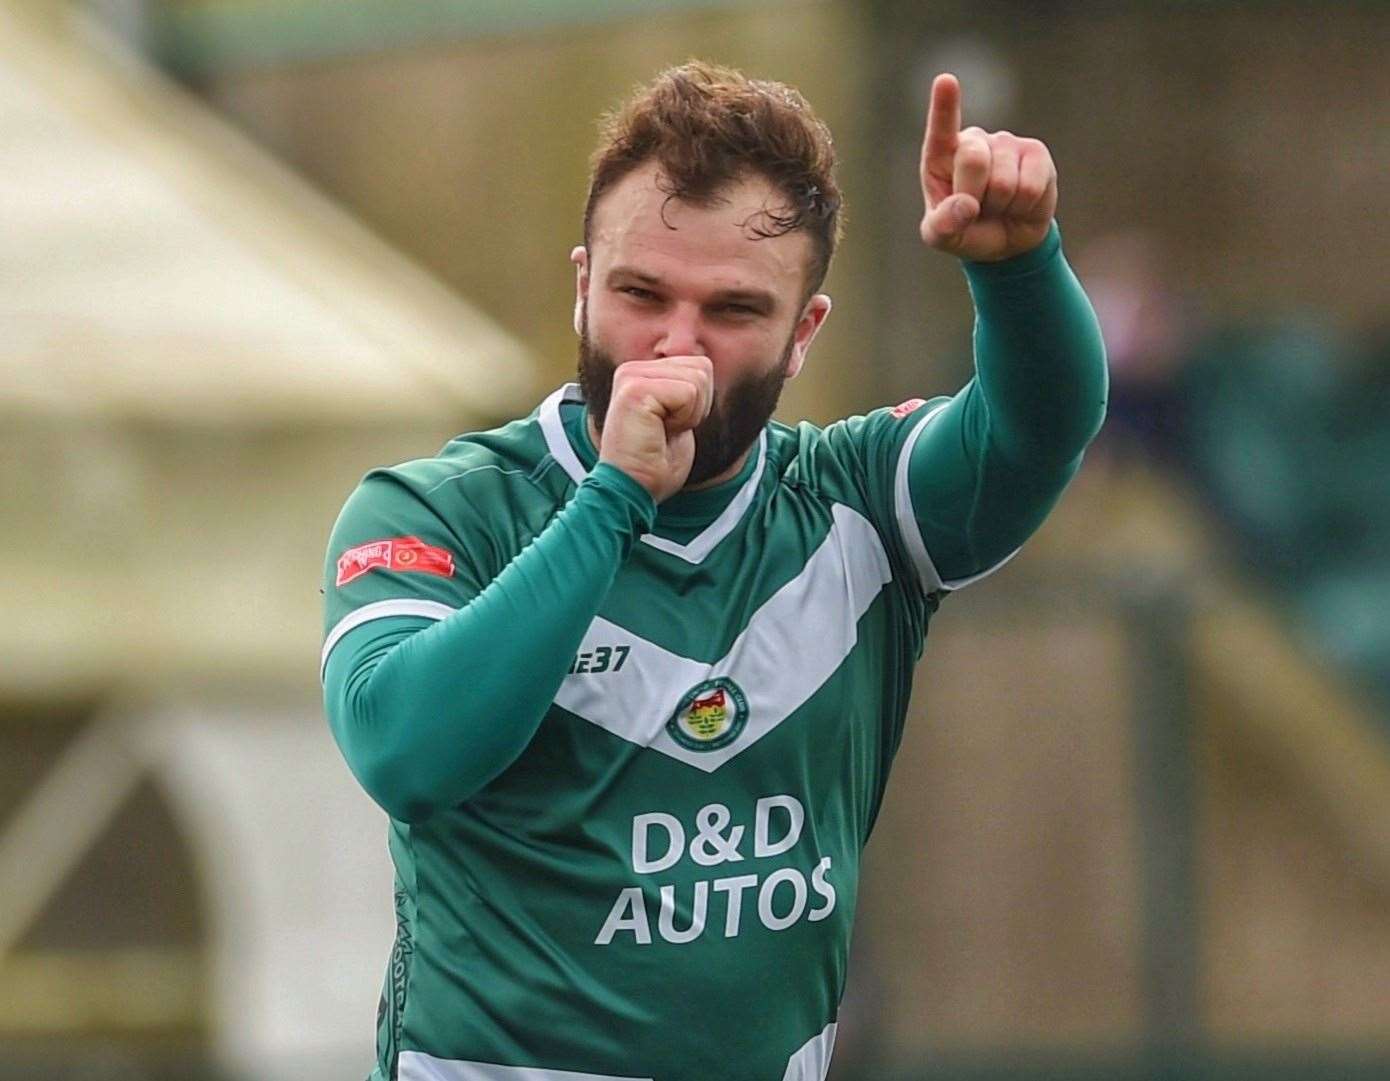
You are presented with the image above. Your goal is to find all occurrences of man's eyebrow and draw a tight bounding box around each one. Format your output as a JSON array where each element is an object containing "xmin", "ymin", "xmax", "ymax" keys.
[
  {"xmin": 606, "ymin": 266, "xmax": 662, "ymax": 285},
  {"xmin": 707, "ymin": 287, "xmax": 776, "ymax": 311},
  {"xmin": 605, "ymin": 266, "xmax": 777, "ymax": 311}
]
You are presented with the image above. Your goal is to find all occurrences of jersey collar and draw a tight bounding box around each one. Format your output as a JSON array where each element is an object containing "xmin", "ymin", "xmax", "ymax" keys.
[{"xmin": 538, "ymin": 383, "xmax": 767, "ymax": 565}]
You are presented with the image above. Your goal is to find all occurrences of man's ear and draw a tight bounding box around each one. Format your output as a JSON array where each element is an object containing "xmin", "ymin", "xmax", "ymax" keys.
[
  {"xmin": 571, "ymin": 246, "xmax": 589, "ymax": 337},
  {"xmin": 785, "ymin": 294, "xmax": 832, "ymax": 380}
]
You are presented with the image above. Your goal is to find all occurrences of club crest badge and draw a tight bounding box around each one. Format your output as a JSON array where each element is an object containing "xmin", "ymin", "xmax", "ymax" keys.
[{"xmin": 666, "ymin": 677, "xmax": 749, "ymax": 752}]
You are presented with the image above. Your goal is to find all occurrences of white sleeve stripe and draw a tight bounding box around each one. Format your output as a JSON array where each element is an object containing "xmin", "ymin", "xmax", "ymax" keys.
[
  {"xmin": 892, "ymin": 401, "xmax": 1020, "ymax": 593},
  {"xmin": 939, "ymin": 546, "xmax": 1022, "ymax": 590},
  {"xmin": 893, "ymin": 402, "xmax": 950, "ymax": 594},
  {"xmin": 320, "ymin": 598, "xmax": 457, "ymax": 682}
]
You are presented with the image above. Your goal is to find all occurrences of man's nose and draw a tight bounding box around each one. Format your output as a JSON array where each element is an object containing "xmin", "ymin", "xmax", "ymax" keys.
[{"xmin": 653, "ymin": 306, "xmax": 704, "ymax": 358}]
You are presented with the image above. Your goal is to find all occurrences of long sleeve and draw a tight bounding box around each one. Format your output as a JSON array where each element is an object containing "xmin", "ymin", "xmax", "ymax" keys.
[
  {"xmin": 907, "ymin": 223, "xmax": 1108, "ymax": 585},
  {"xmin": 322, "ymin": 463, "xmax": 655, "ymax": 823}
]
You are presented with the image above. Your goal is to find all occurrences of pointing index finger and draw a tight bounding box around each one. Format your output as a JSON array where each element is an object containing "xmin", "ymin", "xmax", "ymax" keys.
[{"xmin": 923, "ymin": 73, "xmax": 961, "ymax": 190}]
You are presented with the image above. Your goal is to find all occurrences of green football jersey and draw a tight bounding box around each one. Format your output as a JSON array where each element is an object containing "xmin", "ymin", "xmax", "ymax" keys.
[{"xmin": 322, "ymin": 383, "xmax": 960, "ymax": 1081}]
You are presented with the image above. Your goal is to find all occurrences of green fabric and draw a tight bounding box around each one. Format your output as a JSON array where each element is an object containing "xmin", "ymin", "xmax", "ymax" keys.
[
  {"xmin": 321, "ymin": 382, "xmax": 941, "ymax": 1079},
  {"xmin": 315, "ymin": 224, "xmax": 1107, "ymax": 1078},
  {"xmin": 322, "ymin": 462, "xmax": 654, "ymax": 822},
  {"xmin": 324, "ymin": 223, "xmax": 1106, "ymax": 824},
  {"xmin": 908, "ymin": 222, "xmax": 1109, "ymax": 583}
]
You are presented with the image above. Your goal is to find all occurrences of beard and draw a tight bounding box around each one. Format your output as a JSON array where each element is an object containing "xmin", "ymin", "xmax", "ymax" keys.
[{"xmin": 577, "ymin": 314, "xmax": 794, "ymax": 488}]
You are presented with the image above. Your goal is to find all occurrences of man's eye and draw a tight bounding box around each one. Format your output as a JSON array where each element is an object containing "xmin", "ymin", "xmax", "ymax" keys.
[
  {"xmin": 621, "ymin": 286, "xmax": 657, "ymax": 301},
  {"xmin": 720, "ymin": 303, "xmax": 759, "ymax": 317}
]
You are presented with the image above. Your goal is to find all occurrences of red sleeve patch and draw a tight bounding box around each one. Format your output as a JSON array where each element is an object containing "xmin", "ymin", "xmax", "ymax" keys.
[
  {"xmin": 336, "ymin": 537, "xmax": 454, "ymax": 587},
  {"xmin": 890, "ymin": 398, "xmax": 927, "ymax": 419}
]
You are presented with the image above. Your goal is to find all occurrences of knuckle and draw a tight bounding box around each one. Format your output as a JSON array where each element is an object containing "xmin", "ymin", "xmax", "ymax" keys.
[
  {"xmin": 612, "ymin": 381, "xmax": 647, "ymax": 411},
  {"xmin": 988, "ymin": 174, "xmax": 1018, "ymax": 197},
  {"xmin": 611, "ymin": 361, "xmax": 639, "ymax": 385},
  {"xmin": 958, "ymin": 145, "xmax": 989, "ymax": 171},
  {"xmin": 1015, "ymin": 184, "xmax": 1043, "ymax": 206}
]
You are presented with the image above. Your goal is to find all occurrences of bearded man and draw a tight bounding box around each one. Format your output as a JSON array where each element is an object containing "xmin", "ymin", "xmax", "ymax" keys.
[{"xmin": 322, "ymin": 61, "xmax": 1106, "ymax": 1081}]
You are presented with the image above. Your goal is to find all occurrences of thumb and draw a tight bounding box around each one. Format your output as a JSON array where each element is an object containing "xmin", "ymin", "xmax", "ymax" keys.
[{"xmin": 921, "ymin": 193, "xmax": 979, "ymax": 247}]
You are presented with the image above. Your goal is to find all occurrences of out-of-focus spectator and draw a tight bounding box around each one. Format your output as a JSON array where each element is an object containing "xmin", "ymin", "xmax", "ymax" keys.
[
  {"xmin": 1078, "ymin": 229, "xmax": 1390, "ymax": 715},
  {"xmin": 1074, "ymin": 228, "xmax": 1203, "ymax": 466}
]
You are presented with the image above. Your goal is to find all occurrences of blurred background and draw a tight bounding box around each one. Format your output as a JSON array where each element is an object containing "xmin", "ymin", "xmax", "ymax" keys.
[{"xmin": 2, "ymin": 0, "xmax": 1388, "ymax": 1078}]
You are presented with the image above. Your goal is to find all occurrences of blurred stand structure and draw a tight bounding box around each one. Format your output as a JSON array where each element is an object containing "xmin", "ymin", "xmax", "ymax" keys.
[
  {"xmin": 3, "ymin": 0, "xmax": 1389, "ymax": 1079},
  {"xmin": 0, "ymin": 0, "xmax": 534, "ymax": 1077}
]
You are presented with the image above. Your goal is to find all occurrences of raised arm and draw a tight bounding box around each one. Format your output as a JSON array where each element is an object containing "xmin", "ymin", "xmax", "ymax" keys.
[{"xmin": 907, "ymin": 74, "xmax": 1107, "ymax": 588}]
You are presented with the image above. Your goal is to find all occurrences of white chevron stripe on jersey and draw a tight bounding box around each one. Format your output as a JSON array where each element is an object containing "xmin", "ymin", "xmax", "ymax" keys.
[
  {"xmin": 397, "ymin": 1052, "xmax": 651, "ymax": 1081},
  {"xmin": 554, "ymin": 502, "xmax": 893, "ymax": 772},
  {"xmin": 538, "ymin": 382, "xmax": 766, "ymax": 565},
  {"xmin": 781, "ymin": 1022, "xmax": 838, "ymax": 1081}
]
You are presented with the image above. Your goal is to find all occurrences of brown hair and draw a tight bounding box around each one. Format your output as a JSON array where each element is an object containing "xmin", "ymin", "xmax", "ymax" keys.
[{"xmin": 584, "ymin": 60, "xmax": 842, "ymax": 295}]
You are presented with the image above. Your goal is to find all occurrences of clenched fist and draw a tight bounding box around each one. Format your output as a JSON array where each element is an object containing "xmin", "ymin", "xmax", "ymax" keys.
[
  {"xmin": 598, "ymin": 356, "xmax": 714, "ymax": 503},
  {"xmin": 919, "ymin": 73, "xmax": 1058, "ymax": 262}
]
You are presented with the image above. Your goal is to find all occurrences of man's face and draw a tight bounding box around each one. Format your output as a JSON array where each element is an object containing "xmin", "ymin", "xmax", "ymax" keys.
[{"xmin": 573, "ymin": 162, "xmax": 831, "ymax": 488}]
